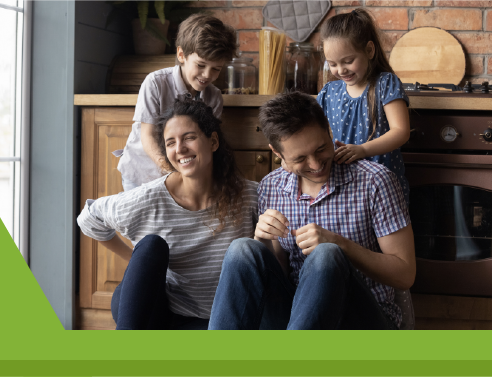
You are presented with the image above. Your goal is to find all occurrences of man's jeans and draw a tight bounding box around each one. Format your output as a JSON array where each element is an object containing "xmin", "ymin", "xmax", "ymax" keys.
[
  {"xmin": 208, "ymin": 238, "xmax": 396, "ymax": 330},
  {"xmin": 111, "ymin": 234, "xmax": 209, "ymax": 330}
]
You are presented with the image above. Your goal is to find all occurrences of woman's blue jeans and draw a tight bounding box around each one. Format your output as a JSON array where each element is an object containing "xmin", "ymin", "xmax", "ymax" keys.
[
  {"xmin": 208, "ymin": 238, "xmax": 396, "ymax": 330},
  {"xmin": 111, "ymin": 234, "xmax": 209, "ymax": 330}
]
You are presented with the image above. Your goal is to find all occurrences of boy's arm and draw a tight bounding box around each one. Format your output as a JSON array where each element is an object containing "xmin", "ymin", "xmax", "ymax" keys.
[{"xmin": 141, "ymin": 122, "xmax": 166, "ymax": 167}]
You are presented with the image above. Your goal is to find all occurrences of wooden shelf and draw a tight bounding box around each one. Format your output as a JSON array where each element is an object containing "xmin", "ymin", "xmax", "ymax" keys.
[{"xmin": 74, "ymin": 93, "xmax": 492, "ymax": 110}]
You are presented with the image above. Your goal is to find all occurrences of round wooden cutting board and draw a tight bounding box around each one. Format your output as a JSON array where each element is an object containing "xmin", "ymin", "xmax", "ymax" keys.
[{"xmin": 389, "ymin": 27, "xmax": 466, "ymax": 85}]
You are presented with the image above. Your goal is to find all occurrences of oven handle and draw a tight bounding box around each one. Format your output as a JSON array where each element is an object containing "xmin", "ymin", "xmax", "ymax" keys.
[{"xmin": 403, "ymin": 152, "xmax": 492, "ymax": 168}]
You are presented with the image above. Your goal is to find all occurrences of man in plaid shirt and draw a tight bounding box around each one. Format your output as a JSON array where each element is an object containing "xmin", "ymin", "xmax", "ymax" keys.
[{"xmin": 209, "ymin": 92, "xmax": 415, "ymax": 330}]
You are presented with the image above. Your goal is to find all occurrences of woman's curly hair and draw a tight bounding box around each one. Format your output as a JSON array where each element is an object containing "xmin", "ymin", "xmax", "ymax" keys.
[{"xmin": 153, "ymin": 98, "xmax": 244, "ymax": 233}]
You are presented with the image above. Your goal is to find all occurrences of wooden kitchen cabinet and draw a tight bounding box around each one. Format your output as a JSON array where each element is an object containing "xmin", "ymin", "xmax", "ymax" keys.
[{"xmin": 78, "ymin": 105, "xmax": 276, "ymax": 329}]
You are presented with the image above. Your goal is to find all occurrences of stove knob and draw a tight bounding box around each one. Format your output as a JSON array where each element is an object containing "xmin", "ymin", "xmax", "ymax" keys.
[
  {"xmin": 481, "ymin": 81, "xmax": 490, "ymax": 93},
  {"xmin": 480, "ymin": 129, "xmax": 492, "ymax": 142},
  {"xmin": 463, "ymin": 81, "xmax": 473, "ymax": 93}
]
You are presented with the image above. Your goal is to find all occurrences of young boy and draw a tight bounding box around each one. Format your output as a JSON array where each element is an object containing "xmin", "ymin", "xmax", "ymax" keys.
[{"xmin": 117, "ymin": 14, "xmax": 237, "ymax": 191}]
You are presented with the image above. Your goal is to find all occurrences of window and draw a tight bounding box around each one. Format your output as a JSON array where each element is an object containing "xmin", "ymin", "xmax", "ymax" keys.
[{"xmin": 0, "ymin": 0, "xmax": 28, "ymax": 257}]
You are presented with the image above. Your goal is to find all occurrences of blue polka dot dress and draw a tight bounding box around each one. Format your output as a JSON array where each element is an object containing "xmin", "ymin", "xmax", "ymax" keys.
[{"xmin": 316, "ymin": 72, "xmax": 410, "ymax": 204}]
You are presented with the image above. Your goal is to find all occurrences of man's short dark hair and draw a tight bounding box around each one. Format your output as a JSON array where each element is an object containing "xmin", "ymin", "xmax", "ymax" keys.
[{"xmin": 258, "ymin": 92, "xmax": 331, "ymax": 154}]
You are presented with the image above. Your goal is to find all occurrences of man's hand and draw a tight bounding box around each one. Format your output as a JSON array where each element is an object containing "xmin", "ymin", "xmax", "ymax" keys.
[
  {"xmin": 292, "ymin": 223, "xmax": 338, "ymax": 255},
  {"xmin": 255, "ymin": 209, "xmax": 289, "ymax": 240},
  {"xmin": 334, "ymin": 141, "xmax": 366, "ymax": 164}
]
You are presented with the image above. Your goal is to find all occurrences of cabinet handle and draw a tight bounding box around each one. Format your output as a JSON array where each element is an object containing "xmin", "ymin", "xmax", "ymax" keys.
[
  {"xmin": 274, "ymin": 156, "xmax": 281, "ymax": 164},
  {"xmin": 256, "ymin": 155, "xmax": 265, "ymax": 163},
  {"xmin": 256, "ymin": 126, "xmax": 262, "ymax": 132}
]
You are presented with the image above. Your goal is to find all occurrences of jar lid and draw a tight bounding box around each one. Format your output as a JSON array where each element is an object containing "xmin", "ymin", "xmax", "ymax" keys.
[
  {"xmin": 232, "ymin": 57, "xmax": 253, "ymax": 63},
  {"xmin": 261, "ymin": 26, "xmax": 284, "ymax": 34}
]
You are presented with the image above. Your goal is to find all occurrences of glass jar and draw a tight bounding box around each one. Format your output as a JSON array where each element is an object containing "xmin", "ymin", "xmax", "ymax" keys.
[
  {"xmin": 318, "ymin": 45, "xmax": 338, "ymax": 91},
  {"xmin": 259, "ymin": 26, "xmax": 286, "ymax": 95},
  {"xmin": 285, "ymin": 42, "xmax": 318, "ymax": 95},
  {"xmin": 222, "ymin": 57, "xmax": 257, "ymax": 95}
]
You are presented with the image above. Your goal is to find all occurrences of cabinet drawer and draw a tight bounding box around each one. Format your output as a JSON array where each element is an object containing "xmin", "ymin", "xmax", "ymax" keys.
[
  {"xmin": 235, "ymin": 151, "xmax": 271, "ymax": 182},
  {"xmin": 221, "ymin": 107, "xmax": 269, "ymax": 150}
]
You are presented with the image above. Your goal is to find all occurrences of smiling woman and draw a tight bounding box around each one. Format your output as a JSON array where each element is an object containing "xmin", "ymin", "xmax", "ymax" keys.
[{"xmin": 77, "ymin": 98, "xmax": 258, "ymax": 330}]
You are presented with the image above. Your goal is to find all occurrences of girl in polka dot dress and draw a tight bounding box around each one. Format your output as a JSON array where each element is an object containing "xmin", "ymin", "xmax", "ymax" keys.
[{"xmin": 316, "ymin": 8, "xmax": 410, "ymax": 204}]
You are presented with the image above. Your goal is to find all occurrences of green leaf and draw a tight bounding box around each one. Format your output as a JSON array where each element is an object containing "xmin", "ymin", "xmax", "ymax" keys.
[
  {"xmin": 154, "ymin": 1, "xmax": 166, "ymax": 24},
  {"xmin": 145, "ymin": 20, "xmax": 170, "ymax": 46},
  {"xmin": 137, "ymin": 1, "xmax": 149, "ymax": 29}
]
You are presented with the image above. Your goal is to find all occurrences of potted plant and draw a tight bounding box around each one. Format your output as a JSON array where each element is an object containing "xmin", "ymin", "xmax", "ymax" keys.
[{"xmin": 106, "ymin": 1, "xmax": 195, "ymax": 55}]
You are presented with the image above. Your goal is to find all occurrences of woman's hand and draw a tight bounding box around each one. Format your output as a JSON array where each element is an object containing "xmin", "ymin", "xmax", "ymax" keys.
[{"xmin": 334, "ymin": 141, "xmax": 366, "ymax": 164}]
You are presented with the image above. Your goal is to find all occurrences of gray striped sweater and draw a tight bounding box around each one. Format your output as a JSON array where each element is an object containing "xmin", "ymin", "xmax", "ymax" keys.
[{"xmin": 77, "ymin": 173, "xmax": 258, "ymax": 319}]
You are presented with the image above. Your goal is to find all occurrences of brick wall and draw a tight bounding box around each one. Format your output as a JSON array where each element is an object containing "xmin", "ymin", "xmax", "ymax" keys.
[{"xmin": 187, "ymin": 0, "xmax": 492, "ymax": 85}]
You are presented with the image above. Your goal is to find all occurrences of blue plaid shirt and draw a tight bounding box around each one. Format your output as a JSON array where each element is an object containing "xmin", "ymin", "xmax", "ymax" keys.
[{"xmin": 258, "ymin": 160, "xmax": 411, "ymax": 327}]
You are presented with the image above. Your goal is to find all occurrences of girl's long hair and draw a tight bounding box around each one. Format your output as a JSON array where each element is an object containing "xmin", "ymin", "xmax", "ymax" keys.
[
  {"xmin": 320, "ymin": 8, "xmax": 394, "ymax": 141},
  {"xmin": 153, "ymin": 98, "xmax": 244, "ymax": 233}
]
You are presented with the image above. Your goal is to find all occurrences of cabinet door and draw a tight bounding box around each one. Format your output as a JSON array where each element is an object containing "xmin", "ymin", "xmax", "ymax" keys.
[
  {"xmin": 234, "ymin": 151, "xmax": 271, "ymax": 182},
  {"xmin": 80, "ymin": 107, "xmax": 133, "ymax": 311},
  {"xmin": 221, "ymin": 107, "xmax": 269, "ymax": 150}
]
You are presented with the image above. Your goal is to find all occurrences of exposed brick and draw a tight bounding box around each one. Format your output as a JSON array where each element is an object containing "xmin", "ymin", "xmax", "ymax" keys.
[
  {"xmin": 466, "ymin": 56, "xmax": 484, "ymax": 75},
  {"xmin": 370, "ymin": 8, "xmax": 409, "ymax": 30},
  {"xmin": 268, "ymin": 27, "xmax": 322, "ymax": 48},
  {"xmin": 337, "ymin": 7, "xmax": 360, "ymax": 15},
  {"xmin": 238, "ymin": 31, "xmax": 259, "ymax": 51},
  {"xmin": 487, "ymin": 56, "xmax": 492, "ymax": 74},
  {"xmin": 307, "ymin": 32, "xmax": 322, "ymax": 49},
  {"xmin": 210, "ymin": 9, "xmax": 263, "ymax": 29},
  {"xmin": 453, "ymin": 33, "xmax": 492, "ymax": 54},
  {"xmin": 463, "ymin": 76, "xmax": 490, "ymax": 85},
  {"xmin": 486, "ymin": 10, "xmax": 492, "ymax": 31},
  {"xmin": 185, "ymin": 1, "xmax": 228, "ymax": 8},
  {"xmin": 435, "ymin": 0, "xmax": 492, "ymax": 6},
  {"xmin": 331, "ymin": 0, "xmax": 363, "ymax": 5},
  {"xmin": 412, "ymin": 9, "xmax": 482, "ymax": 31},
  {"xmin": 319, "ymin": 7, "xmax": 337, "ymax": 26},
  {"xmin": 367, "ymin": 0, "xmax": 432, "ymax": 6},
  {"xmin": 381, "ymin": 31, "xmax": 405, "ymax": 52},
  {"xmin": 232, "ymin": 1, "xmax": 268, "ymax": 6}
]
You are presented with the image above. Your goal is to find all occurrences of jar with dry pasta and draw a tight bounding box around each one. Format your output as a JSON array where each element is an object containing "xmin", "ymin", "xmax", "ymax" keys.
[{"xmin": 259, "ymin": 27, "xmax": 286, "ymax": 95}]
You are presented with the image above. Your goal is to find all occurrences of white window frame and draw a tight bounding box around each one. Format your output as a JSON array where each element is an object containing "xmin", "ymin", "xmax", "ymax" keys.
[{"xmin": 0, "ymin": 1, "xmax": 31, "ymax": 263}]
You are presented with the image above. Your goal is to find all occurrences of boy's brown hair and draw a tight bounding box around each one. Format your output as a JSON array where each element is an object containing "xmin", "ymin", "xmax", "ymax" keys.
[{"xmin": 175, "ymin": 14, "xmax": 238, "ymax": 63}]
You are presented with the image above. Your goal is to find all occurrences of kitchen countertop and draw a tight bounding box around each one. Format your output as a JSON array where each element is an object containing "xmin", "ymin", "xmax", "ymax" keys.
[{"xmin": 74, "ymin": 94, "xmax": 492, "ymax": 111}]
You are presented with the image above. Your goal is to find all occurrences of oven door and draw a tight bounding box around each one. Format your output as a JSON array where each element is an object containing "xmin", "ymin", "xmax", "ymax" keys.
[{"xmin": 403, "ymin": 153, "xmax": 492, "ymax": 297}]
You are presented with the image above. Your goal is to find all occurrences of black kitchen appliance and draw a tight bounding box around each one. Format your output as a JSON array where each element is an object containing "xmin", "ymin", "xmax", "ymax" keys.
[{"xmin": 402, "ymin": 83, "xmax": 492, "ymax": 297}]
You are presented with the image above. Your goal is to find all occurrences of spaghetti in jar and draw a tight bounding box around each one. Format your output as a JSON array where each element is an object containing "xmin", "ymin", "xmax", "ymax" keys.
[{"xmin": 259, "ymin": 27, "xmax": 286, "ymax": 95}]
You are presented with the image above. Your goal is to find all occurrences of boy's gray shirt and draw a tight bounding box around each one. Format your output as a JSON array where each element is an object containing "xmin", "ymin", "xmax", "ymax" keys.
[{"xmin": 117, "ymin": 65, "xmax": 223, "ymax": 186}]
